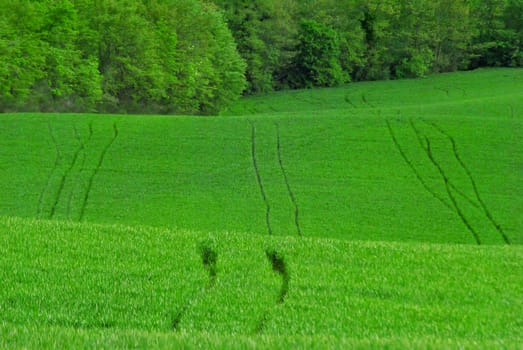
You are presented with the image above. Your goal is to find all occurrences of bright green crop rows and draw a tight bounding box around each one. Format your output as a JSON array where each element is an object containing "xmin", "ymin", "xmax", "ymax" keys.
[
  {"xmin": 1, "ymin": 216, "xmax": 522, "ymax": 348},
  {"xmin": 1, "ymin": 69, "xmax": 521, "ymax": 244},
  {"xmin": 1, "ymin": 69, "xmax": 522, "ymax": 348}
]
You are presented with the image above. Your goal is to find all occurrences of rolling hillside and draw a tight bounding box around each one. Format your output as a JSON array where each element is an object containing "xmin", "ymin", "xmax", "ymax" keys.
[
  {"xmin": 1, "ymin": 68, "xmax": 522, "ymax": 348},
  {"xmin": 1, "ymin": 69, "xmax": 521, "ymax": 244},
  {"xmin": 1, "ymin": 216, "xmax": 522, "ymax": 348}
]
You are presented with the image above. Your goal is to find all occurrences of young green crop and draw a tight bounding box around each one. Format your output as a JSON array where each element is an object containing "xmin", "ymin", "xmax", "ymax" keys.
[
  {"xmin": 1, "ymin": 216, "xmax": 522, "ymax": 348},
  {"xmin": 1, "ymin": 69, "xmax": 521, "ymax": 244}
]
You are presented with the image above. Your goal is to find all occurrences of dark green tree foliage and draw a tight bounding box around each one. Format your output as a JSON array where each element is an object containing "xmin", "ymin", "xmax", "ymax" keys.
[
  {"xmin": 470, "ymin": 0, "xmax": 523, "ymax": 68},
  {"xmin": 214, "ymin": 0, "xmax": 297, "ymax": 94},
  {"xmin": 288, "ymin": 20, "xmax": 346, "ymax": 88},
  {"xmin": 0, "ymin": 0, "xmax": 246, "ymax": 114},
  {"xmin": 214, "ymin": 0, "xmax": 523, "ymax": 92}
]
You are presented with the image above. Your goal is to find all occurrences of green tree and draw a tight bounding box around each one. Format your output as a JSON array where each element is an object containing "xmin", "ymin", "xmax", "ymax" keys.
[
  {"xmin": 214, "ymin": 0, "xmax": 298, "ymax": 93},
  {"xmin": 288, "ymin": 19, "xmax": 346, "ymax": 88},
  {"xmin": 0, "ymin": 1, "xmax": 46, "ymax": 111}
]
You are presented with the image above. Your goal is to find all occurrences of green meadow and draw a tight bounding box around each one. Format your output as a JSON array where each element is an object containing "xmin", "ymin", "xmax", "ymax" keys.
[{"xmin": 1, "ymin": 68, "xmax": 522, "ymax": 348}]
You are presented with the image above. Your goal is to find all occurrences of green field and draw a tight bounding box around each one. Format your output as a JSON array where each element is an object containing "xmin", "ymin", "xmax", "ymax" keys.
[{"xmin": 1, "ymin": 68, "xmax": 522, "ymax": 348}]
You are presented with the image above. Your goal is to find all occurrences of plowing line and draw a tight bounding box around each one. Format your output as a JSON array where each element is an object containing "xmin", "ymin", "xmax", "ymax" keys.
[
  {"xmin": 385, "ymin": 119, "xmax": 453, "ymax": 211},
  {"xmin": 250, "ymin": 121, "xmax": 273, "ymax": 235},
  {"xmin": 410, "ymin": 120, "xmax": 481, "ymax": 245},
  {"xmin": 66, "ymin": 122, "xmax": 93, "ymax": 220},
  {"xmin": 422, "ymin": 119, "xmax": 510, "ymax": 245},
  {"xmin": 173, "ymin": 245, "xmax": 217, "ymax": 331},
  {"xmin": 37, "ymin": 121, "xmax": 62, "ymax": 218},
  {"xmin": 79, "ymin": 123, "xmax": 118, "ymax": 222},
  {"xmin": 275, "ymin": 124, "xmax": 302, "ymax": 237},
  {"xmin": 49, "ymin": 124, "xmax": 85, "ymax": 219},
  {"xmin": 256, "ymin": 250, "xmax": 289, "ymax": 334}
]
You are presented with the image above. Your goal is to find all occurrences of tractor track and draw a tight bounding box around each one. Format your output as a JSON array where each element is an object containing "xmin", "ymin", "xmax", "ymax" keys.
[
  {"xmin": 250, "ymin": 121, "xmax": 273, "ymax": 235},
  {"xmin": 173, "ymin": 245, "xmax": 217, "ymax": 331},
  {"xmin": 49, "ymin": 124, "xmax": 85, "ymax": 219},
  {"xmin": 344, "ymin": 94, "xmax": 357, "ymax": 108},
  {"xmin": 256, "ymin": 250, "xmax": 289, "ymax": 334},
  {"xmin": 66, "ymin": 122, "xmax": 93, "ymax": 220},
  {"xmin": 361, "ymin": 93, "xmax": 375, "ymax": 108},
  {"xmin": 410, "ymin": 120, "xmax": 481, "ymax": 245},
  {"xmin": 421, "ymin": 119, "xmax": 510, "ymax": 245},
  {"xmin": 275, "ymin": 123, "xmax": 302, "ymax": 237},
  {"xmin": 434, "ymin": 87, "xmax": 450, "ymax": 97},
  {"xmin": 37, "ymin": 122, "xmax": 62, "ymax": 218},
  {"xmin": 79, "ymin": 123, "xmax": 118, "ymax": 222},
  {"xmin": 385, "ymin": 119, "xmax": 453, "ymax": 211}
]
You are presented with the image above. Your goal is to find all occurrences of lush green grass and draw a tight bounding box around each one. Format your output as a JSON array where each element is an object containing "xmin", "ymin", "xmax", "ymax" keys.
[
  {"xmin": 1, "ymin": 69, "xmax": 522, "ymax": 348},
  {"xmin": 1, "ymin": 216, "xmax": 522, "ymax": 348},
  {"xmin": 1, "ymin": 69, "xmax": 521, "ymax": 244}
]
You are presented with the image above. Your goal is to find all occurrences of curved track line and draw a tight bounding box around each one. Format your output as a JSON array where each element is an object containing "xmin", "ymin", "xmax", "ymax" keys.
[
  {"xmin": 275, "ymin": 123, "xmax": 302, "ymax": 237},
  {"xmin": 385, "ymin": 120, "xmax": 453, "ymax": 211},
  {"xmin": 66, "ymin": 122, "xmax": 93, "ymax": 219},
  {"xmin": 49, "ymin": 124, "xmax": 85, "ymax": 219},
  {"xmin": 250, "ymin": 121, "xmax": 272, "ymax": 235},
  {"xmin": 79, "ymin": 123, "xmax": 118, "ymax": 222},
  {"xmin": 256, "ymin": 250, "xmax": 289, "ymax": 334},
  {"xmin": 422, "ymin": 119, "xmax": 510, "ymax": 245},
  {"xmin": 37, "ymin": 122, "xmax": 62, "ymax": 218},
  {"xmin": 410, "ymin": 120, "xmax": 481, "ymax": 245},
  {"xmin": 173, "ymin": 245, "xmax": 217, "ymax": 331}
]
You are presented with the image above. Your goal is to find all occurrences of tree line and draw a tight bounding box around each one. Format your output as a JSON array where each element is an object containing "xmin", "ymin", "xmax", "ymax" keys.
[
  {"xmin": 219, "ymin": 0, "xmax": 523, "ymax": 94},
  {"xmin": 0, "ymin": 0, "xmax": 245, "ymax": 114},
  {"xmin": 1, "ymin": 0, "xmax": 522, "ymax": 114}
]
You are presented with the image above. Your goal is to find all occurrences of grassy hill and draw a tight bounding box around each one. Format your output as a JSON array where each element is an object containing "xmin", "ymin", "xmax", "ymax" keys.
[
  {"xmin": 1, "ymin": 216, "xmax": 522, "ymax": 348},
  {"xmin": 1, "ymin": 68, "xmax": 522, "ymax": 348},
  {"xmin": 1, "ymin": 68, "xmax": 521, "ymax": 244}
]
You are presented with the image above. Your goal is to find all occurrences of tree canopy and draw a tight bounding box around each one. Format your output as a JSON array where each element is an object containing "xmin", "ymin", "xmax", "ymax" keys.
[
  {"xmin": 0, "ymin": 0, "xmax": 522, "ymax": 114},
  {"xmin": 0, "ymin": 0, "xmax": 246, "ymax": 114}
]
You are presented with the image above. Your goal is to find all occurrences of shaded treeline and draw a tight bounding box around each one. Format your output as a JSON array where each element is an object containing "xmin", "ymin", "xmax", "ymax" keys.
[
  {"xmin": 217, "ymin": 0, "xmax": 523, "ymax": 93},
  {"xmin": 1, "ymin": 0, "xmax": 522, "ymax": 114}
]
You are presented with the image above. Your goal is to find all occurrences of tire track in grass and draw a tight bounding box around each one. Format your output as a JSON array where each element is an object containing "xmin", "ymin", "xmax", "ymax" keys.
[
  {"xmin": 172, "ymin": 245, "xmax": 217, "ymax": 331},
  {"xmin": 256, "ymin": 249, "xmax": 289, "ymax": 334},
  {"xmin": 344, "ymin": 94, "xmax": 357, "ymax": 108},
  {"xmin": 275, "ymin": 123, "xmax": 302, "ymax": 237},
  {"xmin": 66, "ymin": 122, "xmax": 93, "ymax": 220},
  {"xmin": 422, "ymin": 119, "xmax": 510, "ymax": 245},
  {"xmin": 49, "ymin": 124, "xmax": 85, "ymax": 219},
  {"xmin": 78, "ymin": 123, "xmax": 118, "ymax": 222},
  {"xmin": 37, "ymin": 121, "xmax": 62, "ymax": 218},
  {"xmin": 361, "ymin": 93, "xmax": 375, "ymax": 108},
  {"xmin": 410, "ymin": 120, "xmax": 481, "ymax": 245},
  {"xmin": 385, "ymin": 119, "xmax": 453, "ymax": 211},
  {"xmin": 250, "ymin": 121, "xmax": 273, "ymax": 235}
]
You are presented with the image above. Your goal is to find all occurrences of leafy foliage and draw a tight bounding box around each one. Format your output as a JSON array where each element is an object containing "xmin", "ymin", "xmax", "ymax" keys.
[
  {"xmin": 287, "ymin": 20, "xmax": 346, "ymax": 88},
  {"xmin": 0, "ymin": 0, "xmax": 246, "ymax": 114}
]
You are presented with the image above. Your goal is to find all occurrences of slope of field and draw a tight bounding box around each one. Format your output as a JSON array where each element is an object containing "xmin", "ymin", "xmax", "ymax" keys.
[
  {"xmin": 1, "ymin": 216, "xmax": 522, "ymax": 348},
  {"xmin": 1, "ymin": 69, "xmax": 521, "ymax": 244}
]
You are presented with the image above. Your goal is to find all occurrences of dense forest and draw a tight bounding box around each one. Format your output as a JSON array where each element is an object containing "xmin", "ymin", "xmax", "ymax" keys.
[{"xmin": 1, "ymin": 0, "xmax": 522, "ymax": 114}]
